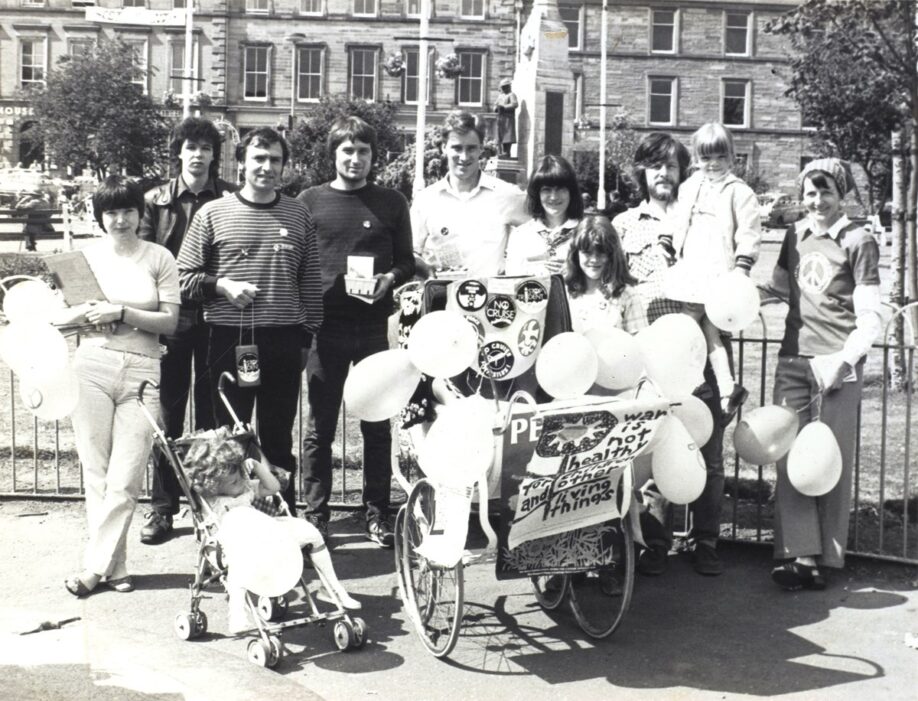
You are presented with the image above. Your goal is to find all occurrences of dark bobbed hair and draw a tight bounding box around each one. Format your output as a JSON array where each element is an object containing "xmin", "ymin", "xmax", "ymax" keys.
[
  {"xmin": 632, "ymin": 132, "xmax": 691, "ymax": 202},
  {"xmin": 440, "ymin": 110, "xmax": 485, "ymax": 144},
  {"xmin": 526, "ymin": 155, "xmax": 584, "ymax": 222},
  {"xmin": 169, "ymin": 117, "xmax": 223, "ymax": 178},
  {"xmin": 564, "ymin": 214, "xmax": 636, "ymax": 299},
  {"xmin": 235, "ymin": 126, "xmax": 289, "ymax": 166},
  {"xmin": 799, "ymin": 170, "xmax": 843, "ymax": 199},
  {"xmin": 92, "ymin": 176, "xmax": 145, "ymax": 232},
  {"xmin": 326, "ymin": 115, "xmax": 378, "ymax": 162}
]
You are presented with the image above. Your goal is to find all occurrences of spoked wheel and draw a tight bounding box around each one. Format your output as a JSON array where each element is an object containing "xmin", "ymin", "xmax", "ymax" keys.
[
  {"xmin": 567, "ymin": 516, "xmax": 635, "ymax": 639},
  {"xmin": 399, "ymin": 478, "xmax": 464, "ymax": 658},
  {"xmin": 531, "ymin": 574, "xmax": 569, "ymax": 611}
]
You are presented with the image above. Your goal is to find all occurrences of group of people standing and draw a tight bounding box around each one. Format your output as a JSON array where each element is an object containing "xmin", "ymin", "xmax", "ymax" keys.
[{"xmin": 61, "ymin": 105, "xmax": 880, "ymax": 599}]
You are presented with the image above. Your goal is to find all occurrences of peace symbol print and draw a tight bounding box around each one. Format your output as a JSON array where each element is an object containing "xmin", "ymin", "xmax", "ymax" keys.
[{"xmin": 796, "ymin": 251, "xmax": 833, "ymax": 294}]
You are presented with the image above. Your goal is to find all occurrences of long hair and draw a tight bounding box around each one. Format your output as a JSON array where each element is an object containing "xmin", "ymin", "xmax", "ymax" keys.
[
  {"xmin": 564, "ymin": 215, "xmax": 636, "ymax": 299},
  {"xmin": 168, "ymin": 117, "xmax": 223, "ymax": 178},
  {"xmin": 526, "ymin": 154, "xmax": 584, "ymax": 222},
  {"xmin": 92, "ymin": 175, "xmax": 145, "ymax": 232},
  {"xmin": 632, "ymin": 132, "xmax": 690, "ymax": 202}
]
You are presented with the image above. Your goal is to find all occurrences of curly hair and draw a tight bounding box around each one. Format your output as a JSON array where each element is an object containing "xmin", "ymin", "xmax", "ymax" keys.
[
  {"xmin": 182, "ymin": 427, "xmax": 251, "ymax": 498},
  {"xmin": 564, "ymin": 214, "xmax": 636, "ymax": 299}
]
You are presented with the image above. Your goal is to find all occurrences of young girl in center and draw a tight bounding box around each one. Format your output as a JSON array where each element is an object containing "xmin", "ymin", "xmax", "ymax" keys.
[
  {"xmin": 184, "ymin": 429, "xmax": 360, "ymax": 634},
  {"xmin": 672, "ymin": 121, "xmax": 762, "ymax": 424},
  {"xmin": 564, "ymin": 214, "xmax": 647, "ymax": 338}
]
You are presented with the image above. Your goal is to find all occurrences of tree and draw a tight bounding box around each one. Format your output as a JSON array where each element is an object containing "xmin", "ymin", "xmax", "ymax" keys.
[
  {"xmin": 28, "ymin": 40, "xmax": 172, "ymax": 180},
  {"xmin": 572, "ymin": 112, "xmax": 643, "ymax": 207}
]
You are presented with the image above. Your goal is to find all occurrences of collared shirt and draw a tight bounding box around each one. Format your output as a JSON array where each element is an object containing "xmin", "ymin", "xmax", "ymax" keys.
[
  {"xmin": 411, "ymin": 173, "xmax": 526, "ymax": 277},
  {"xmin": 612, "ymin": 200, "xmax": 684, "ymax": 323},
  {"xmin": 168, "ymin": 176, "xmax": 220, "ymax": 258},
  {"xmin": 505, "ymin": 217, "xmax": 579, "ymax": 276},
  {"xmin": 567, "ymin": 285, "xmax": 648, "ymax": 336}
]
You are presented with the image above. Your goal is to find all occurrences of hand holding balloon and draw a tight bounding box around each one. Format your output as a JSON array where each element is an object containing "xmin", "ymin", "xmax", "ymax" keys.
[{"xmin": 809, "ymin": 353, "xmax": 852, "ymax": 393}]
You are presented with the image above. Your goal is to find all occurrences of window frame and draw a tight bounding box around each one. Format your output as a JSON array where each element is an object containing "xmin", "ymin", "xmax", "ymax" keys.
[
  {"xmin": 245, "ymin": 0, "xmax": 270, "ymax": 14},
  {"xmin": 459, "ymin": 0, "xmax": 484, "ymax": 20},
  {"xmin": 168, "ymin": 38, "xmax": 200, "ymax": 98},
  {"xmin": 21, "ymin": 0, "xmax": 46, "ymax": 7},
  {"xmin": 647, "ymin": 75, "xmax": 677, "ymax": 126},
  {"xmin": 456, "ymin": 49, "xmax": 487, "ymax": 107},
  {"xmin": 650, "ymin": 8, "xmax": 678, "ymax": 55},
  {"xmin": 119, "ymin": 37, "xmax": 149, "ymax": 94},
  {"xmin": 353, "ymin": 0, "xmax": 377, "ymax": 17},
  {"xmin": 67, "ymin": 36, "xmax": 95, "ymax": 58},
  {"xmin": 19, "ymin": 36, "xmax": 48, "ymax": 89},
  {"xmin": 721, "ymin": 78, "xmax": 751, "ymax": 129},
  {"xmin": 296, "ymin": 45, "xmax": 325, "ymax": 103},
  {"xmin": 299, "ymin": 0, "xmax": 323, "ymax": 15},
  {"xmin": 348, "ymin": 46, "xmax": 379, "ymax": 102},
  {"xmin": 121, "ymin": 0, "xmax": 146, "ymax": 7},
  {"xmin": 724, "ymin": 10, "xmax": 752, "ymax": 57},
  {"xmin": 559, "ymin": 4, "xmax": 584, "ymax": 51},
  {"xmin": 402, "ymin": 46, "xmax": 434, "ymax": 106},
  {"xmin": 243, "ymin": 44, "xmax": 271, "ymax": 102}
]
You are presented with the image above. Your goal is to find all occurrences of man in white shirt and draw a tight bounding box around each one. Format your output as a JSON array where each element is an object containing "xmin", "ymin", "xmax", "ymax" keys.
[{"xmin": 411, "ymin": 110, "xmax": 526, "ymax": 277}]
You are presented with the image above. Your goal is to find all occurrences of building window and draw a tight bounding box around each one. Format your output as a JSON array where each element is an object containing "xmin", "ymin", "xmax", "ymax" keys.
[
  {"xmin": 349, "ymin": 47, "xmax": 378, "ymax": 101},
  {"xmin": 173, "ymin": 0, "xmax": 186, "ymax": 7},
  {"xmin": 244, "ymin": 46, "xmax": 270, "ymax": 101},
  {"xmin": 651, "ymin": 9, "xmax": 677, "ymax": 53},
  {"xmin": 246, "ymin": 0, "xmax": 269, "ymax": 13},
  {"xmin": 21, "ymin": 0, "xmax": 46, "ymax": 7},
  {"xmin": 457, "ymin": 50, "xmax": 485, "ymax": 106},
  {"xmin": 354, "ymin": 0, "xmax": 376, "ymax": 16},
  {"xmin": 648, "ymin": 77, "xmax": 676, "ymax": 126},
  {"xmin": 722, "ymin": 79, "xmax": 750, "ymax": 127},
  {"xmin": 169, "ymin": 40, "xmax": 199, "ymax": 97},
  {"xmin": 573, "ymin": 71, "xmax": 583, "ymax": 121},
  {"xmin": 725, "ymin": 11, "xmax": 751, "ymax": 56},
  {"xmin": 460, "ymin": 0, "xmax": 484, "ymax": 19},
  {"xmin": 300, "ymin": 0, "xmax": 321, "ymax": 14},
  {"xmin": 404, "ymin": 48, "xmax": 433, "ymax": 105},
  {"xmin": 559, "ymin": 4, "xmax": 583, "ymax": 50},
  {"xmin": 122, "ymin": 0, "xmax": 145, "ymax": 7},
  {"xmin": 297, "ymin": 46, "xmax": 323, "ymax": 101},
  {"xmin": 68, "ymin": 38, "xmax": 95, "ymax": 58},
  {"xmin": 122, "ymin": 39, "xmax": 148, "ymax": 93},
  {"xmin": 20, "ymin": 39, "xmax": 46, "ymax": 88}
]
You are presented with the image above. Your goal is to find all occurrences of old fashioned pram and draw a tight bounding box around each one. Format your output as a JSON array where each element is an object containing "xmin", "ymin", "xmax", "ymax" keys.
[{"xmin": 137, "ymin": 371, "xmax": 367, "ymax": 668}]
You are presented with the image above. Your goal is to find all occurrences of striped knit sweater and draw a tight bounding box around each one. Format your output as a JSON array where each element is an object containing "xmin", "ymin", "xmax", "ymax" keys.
[{"xmin": 177, "ymin": 192, "xmax": 323, "ymax": 334}]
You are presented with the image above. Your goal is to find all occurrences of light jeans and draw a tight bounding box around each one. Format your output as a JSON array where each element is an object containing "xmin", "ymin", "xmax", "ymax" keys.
[{"xmin": 71, "ymin": 344, "xmax": 160, "ymax": 576}]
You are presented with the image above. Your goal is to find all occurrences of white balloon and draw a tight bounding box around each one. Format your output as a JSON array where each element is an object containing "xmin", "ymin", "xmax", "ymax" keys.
[
  {"xmin": 407, "ymin": 310, "xmax": 479, "ymax": 379},
  {"xmin": 19, "ymin": 365, "xmax": 80, "ymax": 421},
  {"xmin": 636, "ymin": 314, "xmax": 706, "ymax": 398},
  {"xmin": 787, "ymin": 420, "xmax": 842, "ymax": 497},
  {"xmin": 671, "ymin": 394, "xmax": 714, "ymax": 447},
  {"xmin": 651, "ymin": 416, "xmax": 707, "ymax": 505},
  {"xmin": 344, "ymin": 349, "xmax": 422, "ymax": 422},
  {"xmin": 584, "ymin": 327, "xmax": 644, "ymax": 390},
  {"xmin": 2, "ymin": 280, "xmax": 63, "ymax": 324},
  {"xmin": 733, "ymin": 405, "xmax": 799, "ymax": 465},
  {"xmin": 419, "ymin": 395, "xmax": 495, "ymax": 488},
  {"xmin": 218, "ymin": 507, "xmax": 304, "ymax": 598},
  {"xmin": 704, "ymin": 270, "xmax": 761, "ymax": 333},
  {"xmin": 535, "ymin": 332, "xmax": 598, "ymax": 399},
  {"xmin": 0, "ymin": 321, "xmax": 70, "ymax": 381},
  {"xmin": 662, "ymin": 260, "xmax": 706, "ymax": 304}
]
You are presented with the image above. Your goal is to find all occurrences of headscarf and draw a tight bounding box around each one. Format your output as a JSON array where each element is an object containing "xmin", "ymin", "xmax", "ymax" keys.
[{"xmin": 797, "ymin": 158, "xmax": 854, "ymax": 196}]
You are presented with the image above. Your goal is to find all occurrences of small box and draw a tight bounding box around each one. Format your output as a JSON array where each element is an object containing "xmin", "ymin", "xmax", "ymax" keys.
[{"xmin": 345, "ymin": 275, "xmax": 377, "ymax": 303}]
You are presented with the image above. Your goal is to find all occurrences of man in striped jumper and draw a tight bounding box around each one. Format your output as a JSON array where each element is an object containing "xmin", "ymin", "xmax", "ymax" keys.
[{"xmin": 177, "ymin": 127, "xmax": 323, "ymax": 514}]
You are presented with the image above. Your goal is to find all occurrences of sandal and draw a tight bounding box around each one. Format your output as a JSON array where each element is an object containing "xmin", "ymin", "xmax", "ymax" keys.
[
  {"xmin": 64, "ymin": 576, "xmax": 95, "ymax": 598},
  {"xmin": 104, "ymin": 576, "xmax": 134, "ymax": 593}
]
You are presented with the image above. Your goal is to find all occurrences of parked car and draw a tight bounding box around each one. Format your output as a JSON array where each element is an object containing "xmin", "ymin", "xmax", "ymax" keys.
[{"xmin": 758, "ymin": 192, "xmax": 806, "ymax": 228}]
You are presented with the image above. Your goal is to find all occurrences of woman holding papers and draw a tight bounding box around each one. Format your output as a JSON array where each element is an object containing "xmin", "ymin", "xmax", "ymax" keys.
[{"xmin": 62, "ymin": 176, "xmax": 180, "ymax": 597}]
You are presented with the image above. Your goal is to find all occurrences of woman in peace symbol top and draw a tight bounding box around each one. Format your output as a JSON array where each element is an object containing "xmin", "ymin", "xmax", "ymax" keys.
[
  {"xmin": 768, "ymin": 158, "xmax": 881, "ymax": 591},
  {"xmin": 505, "ymin": 155, "xmax": 583, "ymax": 276}
]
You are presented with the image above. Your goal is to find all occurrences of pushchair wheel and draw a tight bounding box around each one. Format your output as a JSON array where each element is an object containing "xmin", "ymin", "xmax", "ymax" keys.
[
  {"xmin": 247, "ymin": 638, "xmax": 270, "ymax": 667},
  {"xmin": 256, "ymin": 594, "xmax": 288, "ymax": 622},
  {"xmin": 333, "ymin": 620, "xmax": 353, "ymax": 651},
  {"xmin": 350, "ymin": 616, "xmax": 368, "ymax": 649},
  {"xmin": 193, "ymin": 610, "xmax": 208, "ymax": 636},
  {"xmin": 174, "ymin": 612, "xmax": 200, "ymax": 641},
  {"xmin": 267, "ymin": 635, "xmax": 284, "ymax": 666}
]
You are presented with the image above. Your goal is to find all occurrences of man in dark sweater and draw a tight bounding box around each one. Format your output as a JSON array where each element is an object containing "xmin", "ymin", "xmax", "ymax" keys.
[{"xmin": 298, "ymin": 116, "xmax": 415, "ymax": 547}]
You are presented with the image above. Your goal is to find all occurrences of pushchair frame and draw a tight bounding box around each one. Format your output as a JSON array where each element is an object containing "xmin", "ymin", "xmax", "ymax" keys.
[{"xmin": 137, "ymin": 371, "xmax": 367, "ymax": 668}]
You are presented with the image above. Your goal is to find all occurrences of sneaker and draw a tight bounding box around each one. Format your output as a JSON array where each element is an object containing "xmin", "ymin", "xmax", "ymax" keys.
[
  {"xmin": 140, "ymin": 512, "xmax": 173, "ymax": 545},
  {"xmin": 637, "ymin": 545, "xmax": 669, "ymax": 576},
  {"xmin": 366, "ymin": 518, "xmax": 394, "ymax": 549},
  {"xmin": 691, "ymin": 542, "xmax": 724, "ymax": 576}
]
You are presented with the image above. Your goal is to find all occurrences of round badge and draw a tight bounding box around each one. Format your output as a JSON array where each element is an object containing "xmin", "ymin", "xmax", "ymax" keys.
[
  {"xmin": 517, "ymin": 318, "xmax": 542, "ymax": 357},
  {"xmin": 455, "ymin": 279, "xmax": 488, "ymax": 312},
  {"xmin": 464, "ymin": 315, "xmax": 485, "ymax": 345},
  {"xmin": 485, "ymin": 295, "xmax": 516, "ymax": 328},
  {"xmin": 478, "ymin": 341, "xmax": 515, "ymax": 379},
  {"xmin": 515, "ymin": 280, "xmax": 549, "ymax": 314}
]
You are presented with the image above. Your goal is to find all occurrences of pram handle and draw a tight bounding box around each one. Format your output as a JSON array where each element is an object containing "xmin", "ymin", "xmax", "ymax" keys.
[{"xmin": 217, "ymin": 371, "xmax": 245, "ymax": 429}]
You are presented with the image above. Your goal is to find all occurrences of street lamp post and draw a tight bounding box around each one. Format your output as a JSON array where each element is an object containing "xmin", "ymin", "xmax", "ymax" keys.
[
  {"xmin": 182, "ymin": 0, "xmax": 194, "ymax": 118},
  {"xmin": 597, "ymin": 0, "xmax": 608, "ymax": 211},
  {"xmin": 413, "ymin": 0, "xmax": 431, "ymax": 195},
  {"xmin": 285, "ymin": 33, "xmax": 306, "ymax": 132}
]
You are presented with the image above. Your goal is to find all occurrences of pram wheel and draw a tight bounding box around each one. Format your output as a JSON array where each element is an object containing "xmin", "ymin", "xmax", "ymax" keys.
[
  {"xmin": 396, "ymin": 478, "xmax": 464, "ymax": 659},
  {"xmin": 193, "ymin": 610, "xmax": 208, "ymax": 636},
  {"xmin": 566, "ymin": 516, "xmax": 635, "ymax": 639},
  {"xmin": 256, "ymin": 595, "xmax": 288, "ymax": 622},
  {"xmin": 531, "ymin": 574, "xmax": 569, "ymax": 611},
  {"xmin": 174, "ymin": 611, "xmax": 203, "ymax": 641},
  {"xmin": 247, "ymin": 636, "xmax": 282, "ymax": 668},
  {"xmin": 333, "ymin": 620, "xmax": 353, "ymax": 651},
  {"xmin": 350, "ymin": 616, "xmax": 368, "ymax": 649}
]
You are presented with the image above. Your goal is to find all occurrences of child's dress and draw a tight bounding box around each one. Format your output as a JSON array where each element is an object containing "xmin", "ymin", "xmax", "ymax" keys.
[{"xmin": 567, "ymin": 285, "xmax": 648, "ymax": 336}]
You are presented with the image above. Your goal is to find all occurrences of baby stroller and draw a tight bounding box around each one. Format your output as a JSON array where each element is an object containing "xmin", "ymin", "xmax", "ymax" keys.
[{"xmin": 137, "ymin": 371, "xmax": 367, "ymax": 668}]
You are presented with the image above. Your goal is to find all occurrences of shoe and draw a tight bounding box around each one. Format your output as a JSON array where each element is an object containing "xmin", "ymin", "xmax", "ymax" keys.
[
  {"xmin": 366, "ymin": 518, "xmax": 395, "ymax": 549},
  {"xmin": 720, "ymin": 384, "xmax": 750, "ymax": 427},
  {"xmin": 771, "ymin": 562, "xmax": 826, "ymax": 591},
  {"xmin": 140, "ymin": 512, "xmax": 173, "ymax": 544},
  {"xmin": 104, "ymin": 575, "xmax": 134, "ymax": 593},
  {"xmin": 637, "ymin": 545, "xmax": 669, "ymax": 576},
  {"xmin": 64, "ymin": 576, "xmax": 95, "ymax": 598},
  {"xmin": 598, "ymin": 568, "xmax": 623, "ymax": 596},
  {"xmin": 691, "ymin": 542, "xmax": 724, "ymax": 576}
]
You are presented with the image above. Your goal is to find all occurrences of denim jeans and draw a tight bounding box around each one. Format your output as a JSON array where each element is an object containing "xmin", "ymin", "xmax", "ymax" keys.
[
  {"xmin": 151, "ymin": 314, "xmax": 214, "ymax": 516},
  {"xmin": 71, "ymin": 345, "xmax": 159, "ymax": 575},
  {"xmin": 302, "ymin": 321, "xmax": 391, "ymax": 523}
]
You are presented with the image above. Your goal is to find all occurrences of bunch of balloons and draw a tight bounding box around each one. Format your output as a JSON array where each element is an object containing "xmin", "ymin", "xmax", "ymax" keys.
[{"xmin": 0, "ymin": 278, "xmax": 78, "ymax": 421}]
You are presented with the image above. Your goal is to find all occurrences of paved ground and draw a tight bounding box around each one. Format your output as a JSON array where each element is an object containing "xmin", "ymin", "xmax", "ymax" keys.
[{"xmin": 1, "ymin": 498, "xmax": 916, "ymax": 701}]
